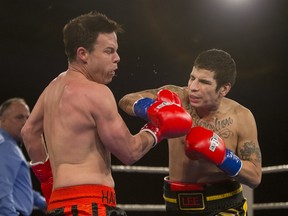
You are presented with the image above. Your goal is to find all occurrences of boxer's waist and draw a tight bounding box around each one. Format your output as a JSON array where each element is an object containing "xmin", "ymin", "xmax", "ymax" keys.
[
  {"xmin": 163, "ymin": 176, "xmax": 242, "ymax": 203},
  {"xmin": 164, "ymin": 176, "xmax": 207, "ymax": 191},
  {"xmin": 48, "ymin": 184, "xmax": 116, "ymax": 211}
]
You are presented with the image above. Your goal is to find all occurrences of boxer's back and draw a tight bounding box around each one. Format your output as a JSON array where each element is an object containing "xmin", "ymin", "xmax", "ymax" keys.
[{"xmin": 43, "ymin": 71, "xmax": 114, "ymax": 189}]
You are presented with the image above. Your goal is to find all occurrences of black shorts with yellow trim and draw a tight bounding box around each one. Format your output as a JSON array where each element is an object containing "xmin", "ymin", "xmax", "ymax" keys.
[{"xmin": 163, "ymin": 177, "xmax": 247, "ymax": 216}]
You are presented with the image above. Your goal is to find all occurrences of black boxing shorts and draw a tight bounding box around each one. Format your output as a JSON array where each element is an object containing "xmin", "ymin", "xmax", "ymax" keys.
[
  {"xmin": 163, "ymin": 176, "xmax": 247, "ymax": 216},
  {"xmin": 47, "ymin": 184, "xmax": 127, "ymax": 216}
]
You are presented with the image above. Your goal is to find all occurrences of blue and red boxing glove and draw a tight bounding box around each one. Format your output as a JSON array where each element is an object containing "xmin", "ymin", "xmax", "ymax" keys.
[
  {"xmin": 134, "ymin": 89, "xmax": 192, "ymax": 146},
  {"xmin": 185, "ymin": 126, "xmax": 242, "ymax": 177},
  {"xmin": 133, "ymin": 89, "xmax": 182, "ymax": 121}
]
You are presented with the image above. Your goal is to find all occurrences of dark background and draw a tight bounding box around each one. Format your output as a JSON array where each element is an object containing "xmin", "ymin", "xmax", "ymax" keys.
[{"xmin": 1, "ymin": 0, "xmax": 288, "ymax": 215}]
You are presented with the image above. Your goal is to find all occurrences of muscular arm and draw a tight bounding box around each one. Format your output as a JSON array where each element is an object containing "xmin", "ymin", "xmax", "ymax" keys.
[
  {"xmin": 118, "ymin": 89, "xmax": 158, "ymax": 116},
  {"xmin": 93, "ymin": 85, "xmax": 155, "ymax": 165},
  {"xmin": 118, "ymin": 84, "xmax": 185, "ymax": 115},
  {"xmin": 21, "ymin": 91, "xmax": 48, "ymax": 163},
  {"xmin": 235, "ymin": 108, "xmax": 262, "ymax": 189}
]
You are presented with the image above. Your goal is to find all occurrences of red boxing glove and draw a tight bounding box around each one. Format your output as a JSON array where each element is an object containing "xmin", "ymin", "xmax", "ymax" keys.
[
  {"xmin": 135, "ymin": 89, "xmax": 192, "ymax": 146},
  {"xmin": 141, "ymin": 122, "xmax": 184, "ymax": 147},
  {"xmin": 185, "ymin": 127, "xmax": 226, "ymax": 163},
  {"xmin": 156, "ymin": 89, "xmax": 182, "ymax": 106},
  {"xmin": 185, "ymin": 127, "xmax": 242, "ymax": 177},
  {"xmin": 139, "ymin": 96, "xmax": 191, "ymax": 147},
  {"xmin": 148, "ymin": 93, "xmax": 192, "ymax": 135},
  {"xmin": 30, "ymin": 157, "xmax": 53, "ymax": 204},
  {"xmin": 133, "ymin": 89, "xmax": 184, "ymax": 122}
]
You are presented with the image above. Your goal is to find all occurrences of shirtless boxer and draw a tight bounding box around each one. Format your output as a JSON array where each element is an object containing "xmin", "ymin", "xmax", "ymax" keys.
[
  {"xmin": 119, "ymin": 49, "xmax": 262, "ymax": 216},
  {"xmin": 21, "ymin": 11, "xmax": 192, "ymax": 216}
]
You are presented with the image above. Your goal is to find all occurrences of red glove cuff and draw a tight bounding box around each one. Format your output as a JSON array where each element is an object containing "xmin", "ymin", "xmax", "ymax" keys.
[
  {"xmin": 31, "ymin": 157, "xmax": 52, "ymax": 182},
  {"xmin": 30, "ymin": 157, "xmax": 53, "ymax": 203}
]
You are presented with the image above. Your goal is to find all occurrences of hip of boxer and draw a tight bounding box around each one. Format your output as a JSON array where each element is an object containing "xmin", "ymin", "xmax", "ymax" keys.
[
  {"xmin": 47, "ymin": 184, "xmax": 127, "ymax": 216},
  {"xmin": 163, "ymin": 176, "xmax": 247, "ymax": 216}
]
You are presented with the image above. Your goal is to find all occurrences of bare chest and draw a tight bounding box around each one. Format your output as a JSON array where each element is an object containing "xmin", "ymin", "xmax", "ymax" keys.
[{"xmin": 187, "ymin": 106, "xmax": 238, "ymax": 149}]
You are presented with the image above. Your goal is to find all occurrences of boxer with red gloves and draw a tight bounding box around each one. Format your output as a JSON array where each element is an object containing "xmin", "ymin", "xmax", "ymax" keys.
[
  {"xmin": 119, "ymin": 49, "xmax": 262, "ymax": 216},
  {"xmin": 30, "ymin": 156, "xmax": 53, "ymax": 203},
  {"xmin": 185, "ymin": 126, "xmax": 242, "ymax": 177},
  {"xmin": 133, "ymin": 89, "xmax": 193, "ymax": 146}
]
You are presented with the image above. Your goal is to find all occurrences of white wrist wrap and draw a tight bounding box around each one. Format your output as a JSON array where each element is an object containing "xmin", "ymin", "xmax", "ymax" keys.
[
  {"xmin": 141, "ymin": 128, "xmax": 158, "ymax": 147},
  {"xmin": 30, "ymin": 155, "xmax": 49, "ymax": 166}
]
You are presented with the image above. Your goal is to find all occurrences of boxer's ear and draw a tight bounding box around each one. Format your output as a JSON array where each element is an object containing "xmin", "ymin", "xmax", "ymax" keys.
[
  {"xmin": 219, "ymin": 83, "xmax": 231, "ymax": 97},
  {"xmin": 77, "ymin": 47, "xmax": 89, "ymax": 63}
]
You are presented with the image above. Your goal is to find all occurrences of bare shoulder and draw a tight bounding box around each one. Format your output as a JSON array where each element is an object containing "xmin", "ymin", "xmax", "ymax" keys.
[
  {"xmin": 161, "ymin": 84, "xmax": 186, "ymax": 94},
  {"xmin": 58, "ymin": 76, "xmax": 117, "ymax": 118},
  {"xmin": 83, "ymin": 81, "xmax": 116, "ymax": 108},
  {"xmin": 224, "ymin": 98, "xmax": 252, "ymax": 113},
  {"xmin": 161, "ymin": 84, "xmax": 188, "ymax": 100},
  {"xmin": 126, "ymin": 84, "xmax": 186, "ymax": 99},
  {"xmin": 223, "ymin": 98, "xmax": 256, "ymax": 124}
]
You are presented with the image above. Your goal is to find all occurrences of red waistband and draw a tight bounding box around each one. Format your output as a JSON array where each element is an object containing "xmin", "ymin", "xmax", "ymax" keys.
[
  {"xmin": 164, "ymin": 176, "xmax": 206, "ymax": 191},
  {"xmin": 48, "ymin": 184, "xmax": 116, "ymax": 211}
]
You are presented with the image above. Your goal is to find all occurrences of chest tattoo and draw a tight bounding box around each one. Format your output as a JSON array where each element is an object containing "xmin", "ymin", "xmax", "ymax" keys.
[{"xmin": 190, "ymin": 112, "xmax": 234, "ymax": 139}]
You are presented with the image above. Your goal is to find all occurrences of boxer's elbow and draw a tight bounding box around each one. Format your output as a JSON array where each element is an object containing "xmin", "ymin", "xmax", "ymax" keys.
[
  {"xmin": 118, "ymin": 147, "xmax": 146, "ymax": 165},
  {"xmin": 249, "ymin": 173, "xmax": 262, "ymax": 189},
  {"xmin": 119, "ymin": 151, "xmax": 142, "ymax": 165}
]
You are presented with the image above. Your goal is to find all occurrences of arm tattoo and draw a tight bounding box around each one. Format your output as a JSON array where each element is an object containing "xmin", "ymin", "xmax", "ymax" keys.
[
  {"xmin": 239, "ymin": 142, "xmax": 262, "ymax": 163},
  {"xmin": 122, "ymin": 99, "xmax": 134, "ymax": 111}
]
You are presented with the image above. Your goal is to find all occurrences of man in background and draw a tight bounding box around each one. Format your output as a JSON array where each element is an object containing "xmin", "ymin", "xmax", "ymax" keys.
[{"xmin": 0, "ymin": 97, "xmax": 46, "ymax": 216}]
